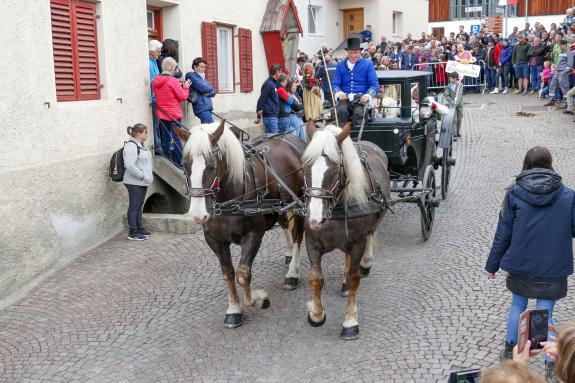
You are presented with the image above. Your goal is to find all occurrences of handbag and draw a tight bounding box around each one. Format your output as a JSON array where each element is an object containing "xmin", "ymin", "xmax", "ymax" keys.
[{"xmin": 188, "ymin": 88, "xmax": 199, "ymax": 105}]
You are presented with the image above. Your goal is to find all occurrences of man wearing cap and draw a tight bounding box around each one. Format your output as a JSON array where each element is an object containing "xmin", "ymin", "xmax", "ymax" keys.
[
  {"xmin": 545, "ymin": 39, "xmax": 573, "ymax": 106},
  {"xmin": 332, "ymin": 37, "xmax": 379, "ymax": 128}
]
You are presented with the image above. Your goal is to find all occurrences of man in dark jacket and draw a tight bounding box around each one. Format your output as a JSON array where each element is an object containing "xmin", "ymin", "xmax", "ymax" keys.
[
  {"xmin": 526, "ymin": 37, "xmax": 547, "ymax": 93},
  {"xmin": 485, "ymin": 146, "xmax": 575, "ymax": 362},
  {"xmin": 485, "ymin": 39, "xmax": 497, "ymax": 92},
  {"xmin": 511, "ymin": 35, "xmax": 531, "ymax": 94},
  {"xmin": 315, "ymin": 54, "xmax": 337, "ymax": 106},
  {"xmin": 256, "ymin": 64, "xmax": 282, "ymax": 134}
]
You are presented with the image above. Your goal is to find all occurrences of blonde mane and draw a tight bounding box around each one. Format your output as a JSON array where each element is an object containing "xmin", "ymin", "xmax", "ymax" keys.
[
  {"xmin": 183, "ymin": 122, "xmax": 245, "ymax": 184},
  {"xmin": 302, "ymin": 125, "xmax": 368, "ymax": 204}
]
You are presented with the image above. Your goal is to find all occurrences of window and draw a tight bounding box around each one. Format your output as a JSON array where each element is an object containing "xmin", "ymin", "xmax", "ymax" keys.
[
  {"xmin": 216, "ymin": 26, "xmax": 234, "ymax": 92},
  {"xmin": 308, "ymin": 5, "xmax": 323, "ymax": 35},
  {"xmin": 147, "ymin": 6, "xmax": 162, "ymax": 41},
  {"xmin": 449, "ymin": 0, "xmax": 516, "ymax": 20},
  {"xmin": 392, "ymin": 12, "xmax": 402, "ymax": 35},
  {"xmin": 50, "ymin": 0, "xmax": 100, "ymax": 101}
]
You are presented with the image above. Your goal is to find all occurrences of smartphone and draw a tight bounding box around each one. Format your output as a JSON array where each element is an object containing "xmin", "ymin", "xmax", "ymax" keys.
[
  {"xmin": 518, "ymin": 309, "xmax": 548, "ymax": 353},
  {"xmin": 449, "ymin": 368, "xmax": 481, "ymax": 383}
]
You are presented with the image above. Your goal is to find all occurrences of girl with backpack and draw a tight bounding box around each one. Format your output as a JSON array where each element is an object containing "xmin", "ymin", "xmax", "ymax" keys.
[{"xmin": 123, "ymin": 124, "xmax": 153, "ymax": 241}]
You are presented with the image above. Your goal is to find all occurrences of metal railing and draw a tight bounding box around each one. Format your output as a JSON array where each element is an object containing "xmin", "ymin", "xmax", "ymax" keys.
[{"xmin": 411, "ymin": 60, "xmax": 487, "ymax": 94}]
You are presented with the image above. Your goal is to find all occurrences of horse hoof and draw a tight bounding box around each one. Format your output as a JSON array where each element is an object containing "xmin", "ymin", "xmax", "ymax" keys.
[
  {"xmin": 307, "ymin": 312, "xmax": 326, "ymax": 327},
  {"xmin": 340, "ymin": 325, "xmax": 360, "ymax": 340},
  {"xmin": 360, "ymin": 265, "xmax": 371, "ymax": 277},
  {"xmin": 285, "ymin": 256, "xmax": 292, "ymax": 265},
  {"xmin": 340, "ymin": 282, "xmax": 349, "ymax": 297},
  {"xmin": 261, "ymin": 297, "xmax": 271, "ymax": 309},
  {"xmin": 224, "ymin": 313, "xmax": 242, "ymax": 328},
  {"xmin": 283, "ymin": 277, "xmax": 298, "ymax": 290}
]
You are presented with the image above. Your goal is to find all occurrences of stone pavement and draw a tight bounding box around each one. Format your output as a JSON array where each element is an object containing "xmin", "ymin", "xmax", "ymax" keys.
[{"xmin": 1, "ymin": 94, "xmax": 575, "ymax": 382}]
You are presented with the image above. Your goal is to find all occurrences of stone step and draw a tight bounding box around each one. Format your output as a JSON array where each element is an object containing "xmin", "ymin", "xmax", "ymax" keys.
[{"xmin": 142, "ymin": 213, "xmax": 202, "ymax": 234}]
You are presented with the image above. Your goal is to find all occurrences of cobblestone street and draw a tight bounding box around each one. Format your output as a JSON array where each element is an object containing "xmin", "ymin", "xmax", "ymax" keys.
[{"xmin": 1, "ymin": 94, "xmax": 575, "ymax": 382}]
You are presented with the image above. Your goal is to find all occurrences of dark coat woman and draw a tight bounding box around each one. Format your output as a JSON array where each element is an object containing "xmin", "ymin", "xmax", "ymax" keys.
[
  {"xmin": 185, "ymin": 57, "xmax": 216, "ymax": 124},
  {"xmin": 485, "ymin": 147, "xmax": 575, "ymax": 363},
  {"xmin": 157, "ymin": 38, "xmax": 182, "ymax": 79}
]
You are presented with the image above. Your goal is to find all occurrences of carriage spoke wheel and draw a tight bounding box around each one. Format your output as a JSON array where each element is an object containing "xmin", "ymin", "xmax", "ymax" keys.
[
  {"xmin": 420, "ymin": 165, "xmax": 437, "ymax": 241},
  {"xmin": 441, "ymin": 136, "xmax": 453, "ymax": 200}
]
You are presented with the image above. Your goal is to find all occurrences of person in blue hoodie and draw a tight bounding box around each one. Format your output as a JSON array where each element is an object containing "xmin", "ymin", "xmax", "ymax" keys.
[
  {"xmin": 492, "ymin": 39, "xmax": 513, "ymax": 94},
  {"xmin": 185, "ymin": 57, "xmax": 216, "ymax": 124},
  {"xmin": 149, "ymin": 39, "xmax": 162, "ymax": 154},
  {"xmin": 485, "ymin": 146, "xmax": 575, "ymax": 372}
]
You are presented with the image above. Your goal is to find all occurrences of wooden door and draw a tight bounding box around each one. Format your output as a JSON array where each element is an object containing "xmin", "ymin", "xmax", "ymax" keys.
[{"xmin": 342, "ymin": 8, "xmax": 364, "ymax": 39}]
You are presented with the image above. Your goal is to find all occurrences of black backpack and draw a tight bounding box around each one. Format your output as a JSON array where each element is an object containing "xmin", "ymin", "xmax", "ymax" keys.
[{"xmin": 109, "ymin": 141, "xmax": 140, "ymax": 182}]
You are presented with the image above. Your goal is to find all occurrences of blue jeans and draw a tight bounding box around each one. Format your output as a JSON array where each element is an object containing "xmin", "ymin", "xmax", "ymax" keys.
[
  {"xmin": 288, "ymin": 113, "xmax": 306, "ymax": 141},
  {"xmin": 125, "ymin": 184, "xmax": 147, "ymax": 234},
  {"xmin": 530, "ymin": 65, "xmax": 543, "ymax": 91},
  {"xmin": 278, "ymin": 116, "xmax": 291, "ymax": 133},
  {"xmin": 152, "ymin": 103, "xmax": 162, "ymax": 154},
  {"xmin": 263, "ymin": 116, "xmax": 278, "ymax": 134},
  {"xmin": 485, "ymin": 67, "xmax": 497, "ymax": 90},
  {"xmin": 541, "ymin": 85, "xmax": 550, "ymax": 97},
  {"xmin": 506, "ymin": 293, "xmax": 556, "ymax": 360},
  {"xmin": 159, "ymin": 119, "xmax": 183, "ymax": 168},
  {"xmin": 195, "ymin": 110, "xmax": 214, "ymax": 124}
]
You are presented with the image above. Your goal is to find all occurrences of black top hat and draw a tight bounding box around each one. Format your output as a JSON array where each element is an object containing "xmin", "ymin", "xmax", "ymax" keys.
[{"xmin": 346, "ymin": 37, "xmax": 361, "ymax": 50}]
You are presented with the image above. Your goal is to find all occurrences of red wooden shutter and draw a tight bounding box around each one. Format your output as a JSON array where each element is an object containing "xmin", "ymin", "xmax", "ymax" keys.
[
  {"xmin": 238, "ymin": 28, "xmax": 253, "ymax": 93},
  {"xmin": 51, "ymin": 0, "xmax": 77, "ymax": 101},
  {"xmin": 202, "ymin": 22, "xmax": 218, "ymax": 92},
  {"xmin": 50, "ymin": 0, "xmax": 100, "ymax": 101},
  {"xmin": 74, "ymin": 1, "xmax": 100, "ymax": 100}
]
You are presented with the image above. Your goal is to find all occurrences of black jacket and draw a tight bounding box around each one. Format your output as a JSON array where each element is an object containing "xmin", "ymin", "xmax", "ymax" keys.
[
  {"xmin": 256, "ymin": 76, "xmax": 280, "ymax": 117},
  {"xmin": 527, "ymin": 44, "xmax": 548, "ymax": 66}
]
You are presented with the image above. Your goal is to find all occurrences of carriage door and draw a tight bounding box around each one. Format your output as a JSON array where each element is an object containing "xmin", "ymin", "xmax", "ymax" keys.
[{"xmin": 342, "ymin": 8, "xmax": 364, "ymax": 39}]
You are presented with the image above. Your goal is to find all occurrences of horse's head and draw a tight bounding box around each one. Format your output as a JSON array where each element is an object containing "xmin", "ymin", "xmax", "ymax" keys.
[
  {"xmin": 302, "ymin": 121, "xmax": 351, "ymax": 230},
  {"xmin": 182, "ymin": 120, "xmax": 244, "ymax": 224}
]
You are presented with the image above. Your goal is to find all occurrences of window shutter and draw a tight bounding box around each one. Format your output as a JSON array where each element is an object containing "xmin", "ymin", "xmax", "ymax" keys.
[
  {"xmin": 51, "ymin": 0, "xmax": 77, "ymax": 101},
  {"xmin": 238, "ymin": 28, "xmax": 253, "ymax": 93},
  {"xmin": 202, "ymin": 22, "xmax": 218, "ymax": 92},
  {"xmin": 74, "ymin": 1, "xmax": 100, "ymax": 100}
]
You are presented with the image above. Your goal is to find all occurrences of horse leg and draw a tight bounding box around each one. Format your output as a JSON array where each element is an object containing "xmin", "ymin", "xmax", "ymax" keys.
[
  {"xmin": 341, "ymin": 240, "xmax": 368, "ymax": 340},
  {"xmin": 236, "ymin": 231, "xmax": 270, "ymax": 309},
  {"xmin": 306, "ymin": 247, "xmax": 326, "ymax": 326},
  {"xmin": 341, "ymin": 252, "xmax": 350, "ymax": 297},
  {"xmin": 204, "ymin": 232, "xmax": 242, "ymax": 328},
  {"xmin": 279, "ymin": 214, "xmax": 294, "ymax": 265},
  {"xmin": 360, "ymin": 233, "xmax": 374, "ymax": 277},
  {"xmin": 283, "ymin": 214, "xmax": 304, "ymax": 290}
]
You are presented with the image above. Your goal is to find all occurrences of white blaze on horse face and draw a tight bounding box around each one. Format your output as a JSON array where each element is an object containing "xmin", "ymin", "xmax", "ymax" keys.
[
  {"xmin": 308, "ymin": 156, "xmax": 328, "ymax": 226},
  {"xmin": 189, "ymin": 156, "xmax": 208, "ymax": 221}
]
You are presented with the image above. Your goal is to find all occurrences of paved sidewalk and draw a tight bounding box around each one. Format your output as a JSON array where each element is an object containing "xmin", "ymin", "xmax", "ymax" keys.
[{"xmin": 1, "ymin": 94, "xmax": 575, "ymax": 382}]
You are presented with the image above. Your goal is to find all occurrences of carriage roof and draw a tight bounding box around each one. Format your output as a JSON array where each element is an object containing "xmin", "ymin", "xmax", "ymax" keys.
[{"xmin": 376, "ymin": 70, "xmax": 432, "ymax": 81}]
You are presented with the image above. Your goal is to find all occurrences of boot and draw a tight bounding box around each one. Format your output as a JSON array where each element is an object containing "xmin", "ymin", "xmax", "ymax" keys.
[{"xmin": 500, "ymin": 340, "xmax": 515, "ymax": 361}]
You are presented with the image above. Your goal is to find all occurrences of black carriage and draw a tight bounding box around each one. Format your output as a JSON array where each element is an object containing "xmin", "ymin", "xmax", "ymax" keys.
[{"xmin": 345, "ymin": 70, "xmax": 456, "ymax": 240}]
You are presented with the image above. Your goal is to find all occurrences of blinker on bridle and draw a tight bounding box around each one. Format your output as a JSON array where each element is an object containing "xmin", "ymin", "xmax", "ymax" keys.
[{"xmin": 184, "ymin": 149, "xmax": 221, "ymax": 198}]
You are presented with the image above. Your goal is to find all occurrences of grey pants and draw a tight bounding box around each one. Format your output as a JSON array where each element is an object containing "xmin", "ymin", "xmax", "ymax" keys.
[
  {"xmin": 455, "ymin": 105, "xmax": 463, "ymax": 136},
  {"xmin": 549, "ymin": 70, "xmax": 571, "ymax": 99},
  {"xmin": 566, "ymin": 86, "xmax": 575, "ymax": 111}
]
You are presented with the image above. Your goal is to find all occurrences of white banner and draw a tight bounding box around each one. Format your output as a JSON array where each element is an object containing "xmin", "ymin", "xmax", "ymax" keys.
[{"xmin": 445, "ymin": 60, "xmax": 481, "ymax": 78}]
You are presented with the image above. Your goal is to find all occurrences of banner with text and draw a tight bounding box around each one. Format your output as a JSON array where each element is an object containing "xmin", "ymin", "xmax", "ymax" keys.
[{"xmin": 445, "ymin": 60, "xmax": 481, "ymax": 78}]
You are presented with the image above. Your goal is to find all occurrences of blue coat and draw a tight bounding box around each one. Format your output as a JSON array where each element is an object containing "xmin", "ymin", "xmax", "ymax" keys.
[
  {"xmin": 256, "ymin": 76, "xmax": 280, "ymax": 117},
  {"xmin": 185, "ymin": 71, "xmax": 215, "ymax": 115},
  {"xmin": 499, "ymin": 45, "xmax": 513, "ymax": 66},
  {"xmin": 400, "ymin": 52, "xmax": 419, "ymax": 70},
  {"xmin": 485, "ymin": 169, "xmax": 575, "ymax": 279},
  {"xmin": 149, "ymin": 57, "xmax": 159, "ymax": 102},
  {"xmin": 332, "ymin": 58, "xmax": 379, "ymax": 98},
  {"xmin": 315, "ymin": 61, "xmax": 337, "ymax": 95}
]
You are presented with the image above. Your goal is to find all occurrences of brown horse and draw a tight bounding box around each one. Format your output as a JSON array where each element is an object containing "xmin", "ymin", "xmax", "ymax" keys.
[
  {"xmin": 302, "ymin": 121, "xmax": 391, "ymax": 340},
  {"xmin": 182, "ymin": 121, "xmax": 305, "ymax": 328}
]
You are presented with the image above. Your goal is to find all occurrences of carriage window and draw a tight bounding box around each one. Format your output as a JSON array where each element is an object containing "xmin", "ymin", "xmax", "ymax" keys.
[{"xmin": 378, "ymin": 83, "xmax": 401, "ymax": 118}]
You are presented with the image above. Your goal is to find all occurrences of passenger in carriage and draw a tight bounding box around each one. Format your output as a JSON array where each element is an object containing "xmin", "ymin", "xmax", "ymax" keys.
[{"xmin": 332, "ymin": 37, "xmax": 379, "ymax": 128}]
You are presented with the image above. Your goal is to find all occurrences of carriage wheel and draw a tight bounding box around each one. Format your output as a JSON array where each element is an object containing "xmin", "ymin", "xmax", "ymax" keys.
[
  {"xmin": 441, "ymin": 136, "xmax": 453, "ymax": 200},
  {"xmin": 420, "ymin": 165, "xmax": 437, "ymax": 241}
]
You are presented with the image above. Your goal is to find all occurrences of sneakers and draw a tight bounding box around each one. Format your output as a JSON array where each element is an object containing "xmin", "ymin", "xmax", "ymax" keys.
[
  {"xmin": 522, "ymin": 91, "xmax": 528, "ymax": 96},
  {"xmin": 544, "ymin": 100, "xmax": 556, "ymax": 106},
  {"xmin": 128, "ymin": 232, "xmax": 147, "ymax": 241},
  {"xmin": 138, "ymin": 228, "xmax": 152, "ymax": 238},
  {"xmin": 500, "ymin": 340, "xmax": 515, "ymax": 361},
  {"xmin": 513, "ymin": 89, "xmax": 522, "ymax": 94},
  {"xmin": 502, "ymin": 88, "xmax": 508, "ymax": 94},
  {"xmin": 490, "ymin": 88, "xmax": 500, "ymax": 94},
  {"xmin": 529, "ymin": 90, "xmax": 535, "ymax": 95}
]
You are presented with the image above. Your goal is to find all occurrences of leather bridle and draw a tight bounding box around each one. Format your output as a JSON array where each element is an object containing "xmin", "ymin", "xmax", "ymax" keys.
[{"xmin": 302, "ymin": 154, "xmax": 346, "ymax": 222}]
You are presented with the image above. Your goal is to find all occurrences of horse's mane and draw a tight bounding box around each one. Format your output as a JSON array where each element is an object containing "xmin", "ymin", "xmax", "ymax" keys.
[
  {"xmin": 183, "ymin": 122, "xmax": 244, "ymax": 184},
  {"xmin": 302, "ymin": 125, "xmax": 368, "ymax": 204}
]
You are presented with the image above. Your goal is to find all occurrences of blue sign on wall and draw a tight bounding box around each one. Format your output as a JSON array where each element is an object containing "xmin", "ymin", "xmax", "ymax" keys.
[{"xmin": 470, "ymin": 24, "xmax": 481, "ymax": 34}]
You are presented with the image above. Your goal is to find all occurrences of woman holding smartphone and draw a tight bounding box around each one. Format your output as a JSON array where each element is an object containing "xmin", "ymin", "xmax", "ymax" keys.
[{"xmin": 485, "ymin": 147, "xmax": 575, "ymax": 378}]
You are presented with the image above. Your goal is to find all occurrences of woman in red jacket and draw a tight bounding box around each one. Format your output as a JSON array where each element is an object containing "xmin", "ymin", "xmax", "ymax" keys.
[{"xmin": 153, "ymin": 57, "xmax": 191, "ymax": 167}]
